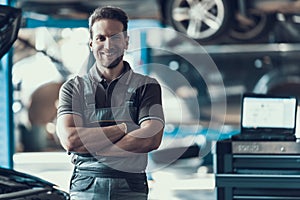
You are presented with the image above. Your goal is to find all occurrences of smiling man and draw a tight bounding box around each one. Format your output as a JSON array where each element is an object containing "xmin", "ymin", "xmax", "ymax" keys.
[{"xmin": 56, "ymin": 6, "xmax": 165, "ymax": 200}]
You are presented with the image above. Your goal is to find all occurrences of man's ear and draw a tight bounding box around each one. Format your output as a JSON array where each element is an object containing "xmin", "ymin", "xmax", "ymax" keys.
[
  {"xmin": 89, "ymin": 39, "xmax": 93, "ymax": 51},
  {"xmin": 125, "ymin": 36, "xmax": 129, "ymax": 50}
]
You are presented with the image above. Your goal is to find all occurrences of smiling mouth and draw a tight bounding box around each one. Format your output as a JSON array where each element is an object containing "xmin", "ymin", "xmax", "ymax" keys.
[
  {"xmin": 102, "ymin": 52, "xmax": 113, "ymax": 56},
  {"xmin": 101, "ymin": 52, "xmax": 117, "ymax": 58}
]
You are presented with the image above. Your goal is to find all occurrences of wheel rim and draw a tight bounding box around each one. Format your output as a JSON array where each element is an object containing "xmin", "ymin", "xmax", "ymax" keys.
[{"xmin": 171, "ymin": 0, "xmax": 225, "ymax": 39}]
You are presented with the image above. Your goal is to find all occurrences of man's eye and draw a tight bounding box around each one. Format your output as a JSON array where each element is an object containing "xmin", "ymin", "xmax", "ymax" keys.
[
  {"xmin": 111, "ymin": 35, "xmax": 119, "ymax": 40},
  {"xmin": 98, "ymin": 36, "xmax": 106, "ymax": 42},
  {"xmin": 111, "ymin": 35, "xmax": 121, "ymax": 40}
]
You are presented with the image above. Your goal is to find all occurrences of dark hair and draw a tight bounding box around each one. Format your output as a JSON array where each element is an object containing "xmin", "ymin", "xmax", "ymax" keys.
[{"xmin": 88, "ymin": 6, "xmax": 128, "ymax": 39}]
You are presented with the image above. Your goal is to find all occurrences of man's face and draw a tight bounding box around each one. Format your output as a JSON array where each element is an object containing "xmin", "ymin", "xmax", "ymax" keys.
[{"xmin": 89, "ymin": 19, "xmax": 129, "ymax": 68}]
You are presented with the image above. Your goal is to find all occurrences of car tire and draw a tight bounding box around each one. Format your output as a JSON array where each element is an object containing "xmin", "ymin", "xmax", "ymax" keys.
[
  {"xmin": 229, "ymin": 9, "xmax": 276, "ymax": 42},
  {"xmin": 253, "ymin": 70, "xmax": 300, "ymax": 100},
  {"xmin": 165, "ymin": 0, "xmax": 233, "ymax": 43}
]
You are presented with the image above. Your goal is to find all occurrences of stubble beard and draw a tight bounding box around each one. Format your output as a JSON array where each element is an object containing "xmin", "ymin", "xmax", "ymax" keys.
[{"xmin": 105, "ymin": 55, "xmax": 123, "ymax": 69}]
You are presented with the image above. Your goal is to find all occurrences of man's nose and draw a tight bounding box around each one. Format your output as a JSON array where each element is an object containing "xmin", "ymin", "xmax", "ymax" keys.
[{"xmin": 104, "ymin": 37, "xmax": 112, "ymax": 49}]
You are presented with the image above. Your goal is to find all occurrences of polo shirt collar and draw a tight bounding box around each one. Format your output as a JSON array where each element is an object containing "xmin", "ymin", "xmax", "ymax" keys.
[{"xmin": 87, "ymin": 61, "xmax": 133, "ymax": 85}]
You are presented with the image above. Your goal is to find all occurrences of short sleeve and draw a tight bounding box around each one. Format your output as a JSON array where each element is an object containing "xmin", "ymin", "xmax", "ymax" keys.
[
  {"xmin": 137, "ymin": 78, "xmax": 165, "ymax": 125},
  {"xmin": 57, "ymin": 77, "xmax": 84, "ymax": 118}
]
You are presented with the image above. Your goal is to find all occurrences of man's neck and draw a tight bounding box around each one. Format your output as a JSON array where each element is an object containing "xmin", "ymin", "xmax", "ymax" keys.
[{"xmin": 97, "ymin": 61, "xmax": 124, "ymax": 83}]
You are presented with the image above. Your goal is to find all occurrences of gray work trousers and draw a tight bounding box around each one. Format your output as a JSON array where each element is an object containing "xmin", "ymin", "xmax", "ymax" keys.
[{"xmin": 70, "ymin": 172, "xmax": 148, "ymax": 200}]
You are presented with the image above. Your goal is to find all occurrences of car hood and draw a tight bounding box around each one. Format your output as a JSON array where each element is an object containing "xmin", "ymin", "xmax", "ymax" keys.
[{"xmin": 0, "ymin": 167, "xmax": 69, "ymax": 199}]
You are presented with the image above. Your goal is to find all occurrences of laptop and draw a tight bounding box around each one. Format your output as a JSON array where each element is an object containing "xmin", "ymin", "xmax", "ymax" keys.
[{"xmin": 232, "ymin": 93, "xmax": 298, "ymax": 141}]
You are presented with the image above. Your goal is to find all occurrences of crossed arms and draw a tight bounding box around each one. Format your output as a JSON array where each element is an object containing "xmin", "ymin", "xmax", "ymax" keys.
[{"xmin": 56, "ymin": 113, "xmax": 164, "ymax": 157}]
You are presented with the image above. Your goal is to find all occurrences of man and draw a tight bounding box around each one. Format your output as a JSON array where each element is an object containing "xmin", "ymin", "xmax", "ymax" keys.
[{"xmin": 56, "ymin": 6, "xmax": 165, "ymax": 200}]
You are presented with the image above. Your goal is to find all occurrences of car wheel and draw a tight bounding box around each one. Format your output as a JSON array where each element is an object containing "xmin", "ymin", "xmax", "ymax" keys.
[
  {"xmin": 229, "ymin": 9, "xmax": 275, "ymax": 42},
  {"xmin": 253, "ymin": 69, "xmax": 300, "ymax": 100},
  {"xmin": 165, "ymin": 0, "xmax": 233, "ymax": 43}
]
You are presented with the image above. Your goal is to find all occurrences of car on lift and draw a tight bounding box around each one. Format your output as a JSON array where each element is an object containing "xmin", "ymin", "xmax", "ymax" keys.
[
  {"xmin": 14, "ymin": 0, "xmax": 300, "ymax": 44},
  {"xmin": 0, "ymin": 166, "xmax": 69, "ymax": 199}
]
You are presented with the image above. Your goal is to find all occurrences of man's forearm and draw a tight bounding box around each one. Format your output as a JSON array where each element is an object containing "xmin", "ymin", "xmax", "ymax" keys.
[
  {"xmin": 61, "ymin": 123, "xmax": 127, "ymax": 154},
  {"xmin": 80, "ymin": 124, "xmax": 127, "ymax": 153},
  {"xmin": 95, "ymin": 121, "xmax": 163, "ymax": 157}
]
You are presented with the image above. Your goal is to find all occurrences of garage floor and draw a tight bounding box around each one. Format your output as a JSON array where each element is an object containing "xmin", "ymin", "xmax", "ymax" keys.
[
  {"xmin": 149, "ymin": 172, "xmax": 216, "ymax": 200},
  {"xmin": 148, "ymin": 156, "xmax": 216, "ymax": 200},
  {"xmin": 13, "ymin": 152, "xmax": 216, "ymax": 200}
]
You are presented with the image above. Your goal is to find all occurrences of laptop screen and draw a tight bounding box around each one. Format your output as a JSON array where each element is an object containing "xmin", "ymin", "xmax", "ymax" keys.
[{"xmin": 241, "ymin": 94, "xmax": 298, "ymax": 134}]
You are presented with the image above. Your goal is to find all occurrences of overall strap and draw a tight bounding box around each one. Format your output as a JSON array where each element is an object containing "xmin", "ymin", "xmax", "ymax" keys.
[
  {"xmin": 81, "ymin": 74, "xmax": 97, "ymax": 123},
  {"xmin": 124, "ymin": 70, "xmax": 144, "ymax": 103}
]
